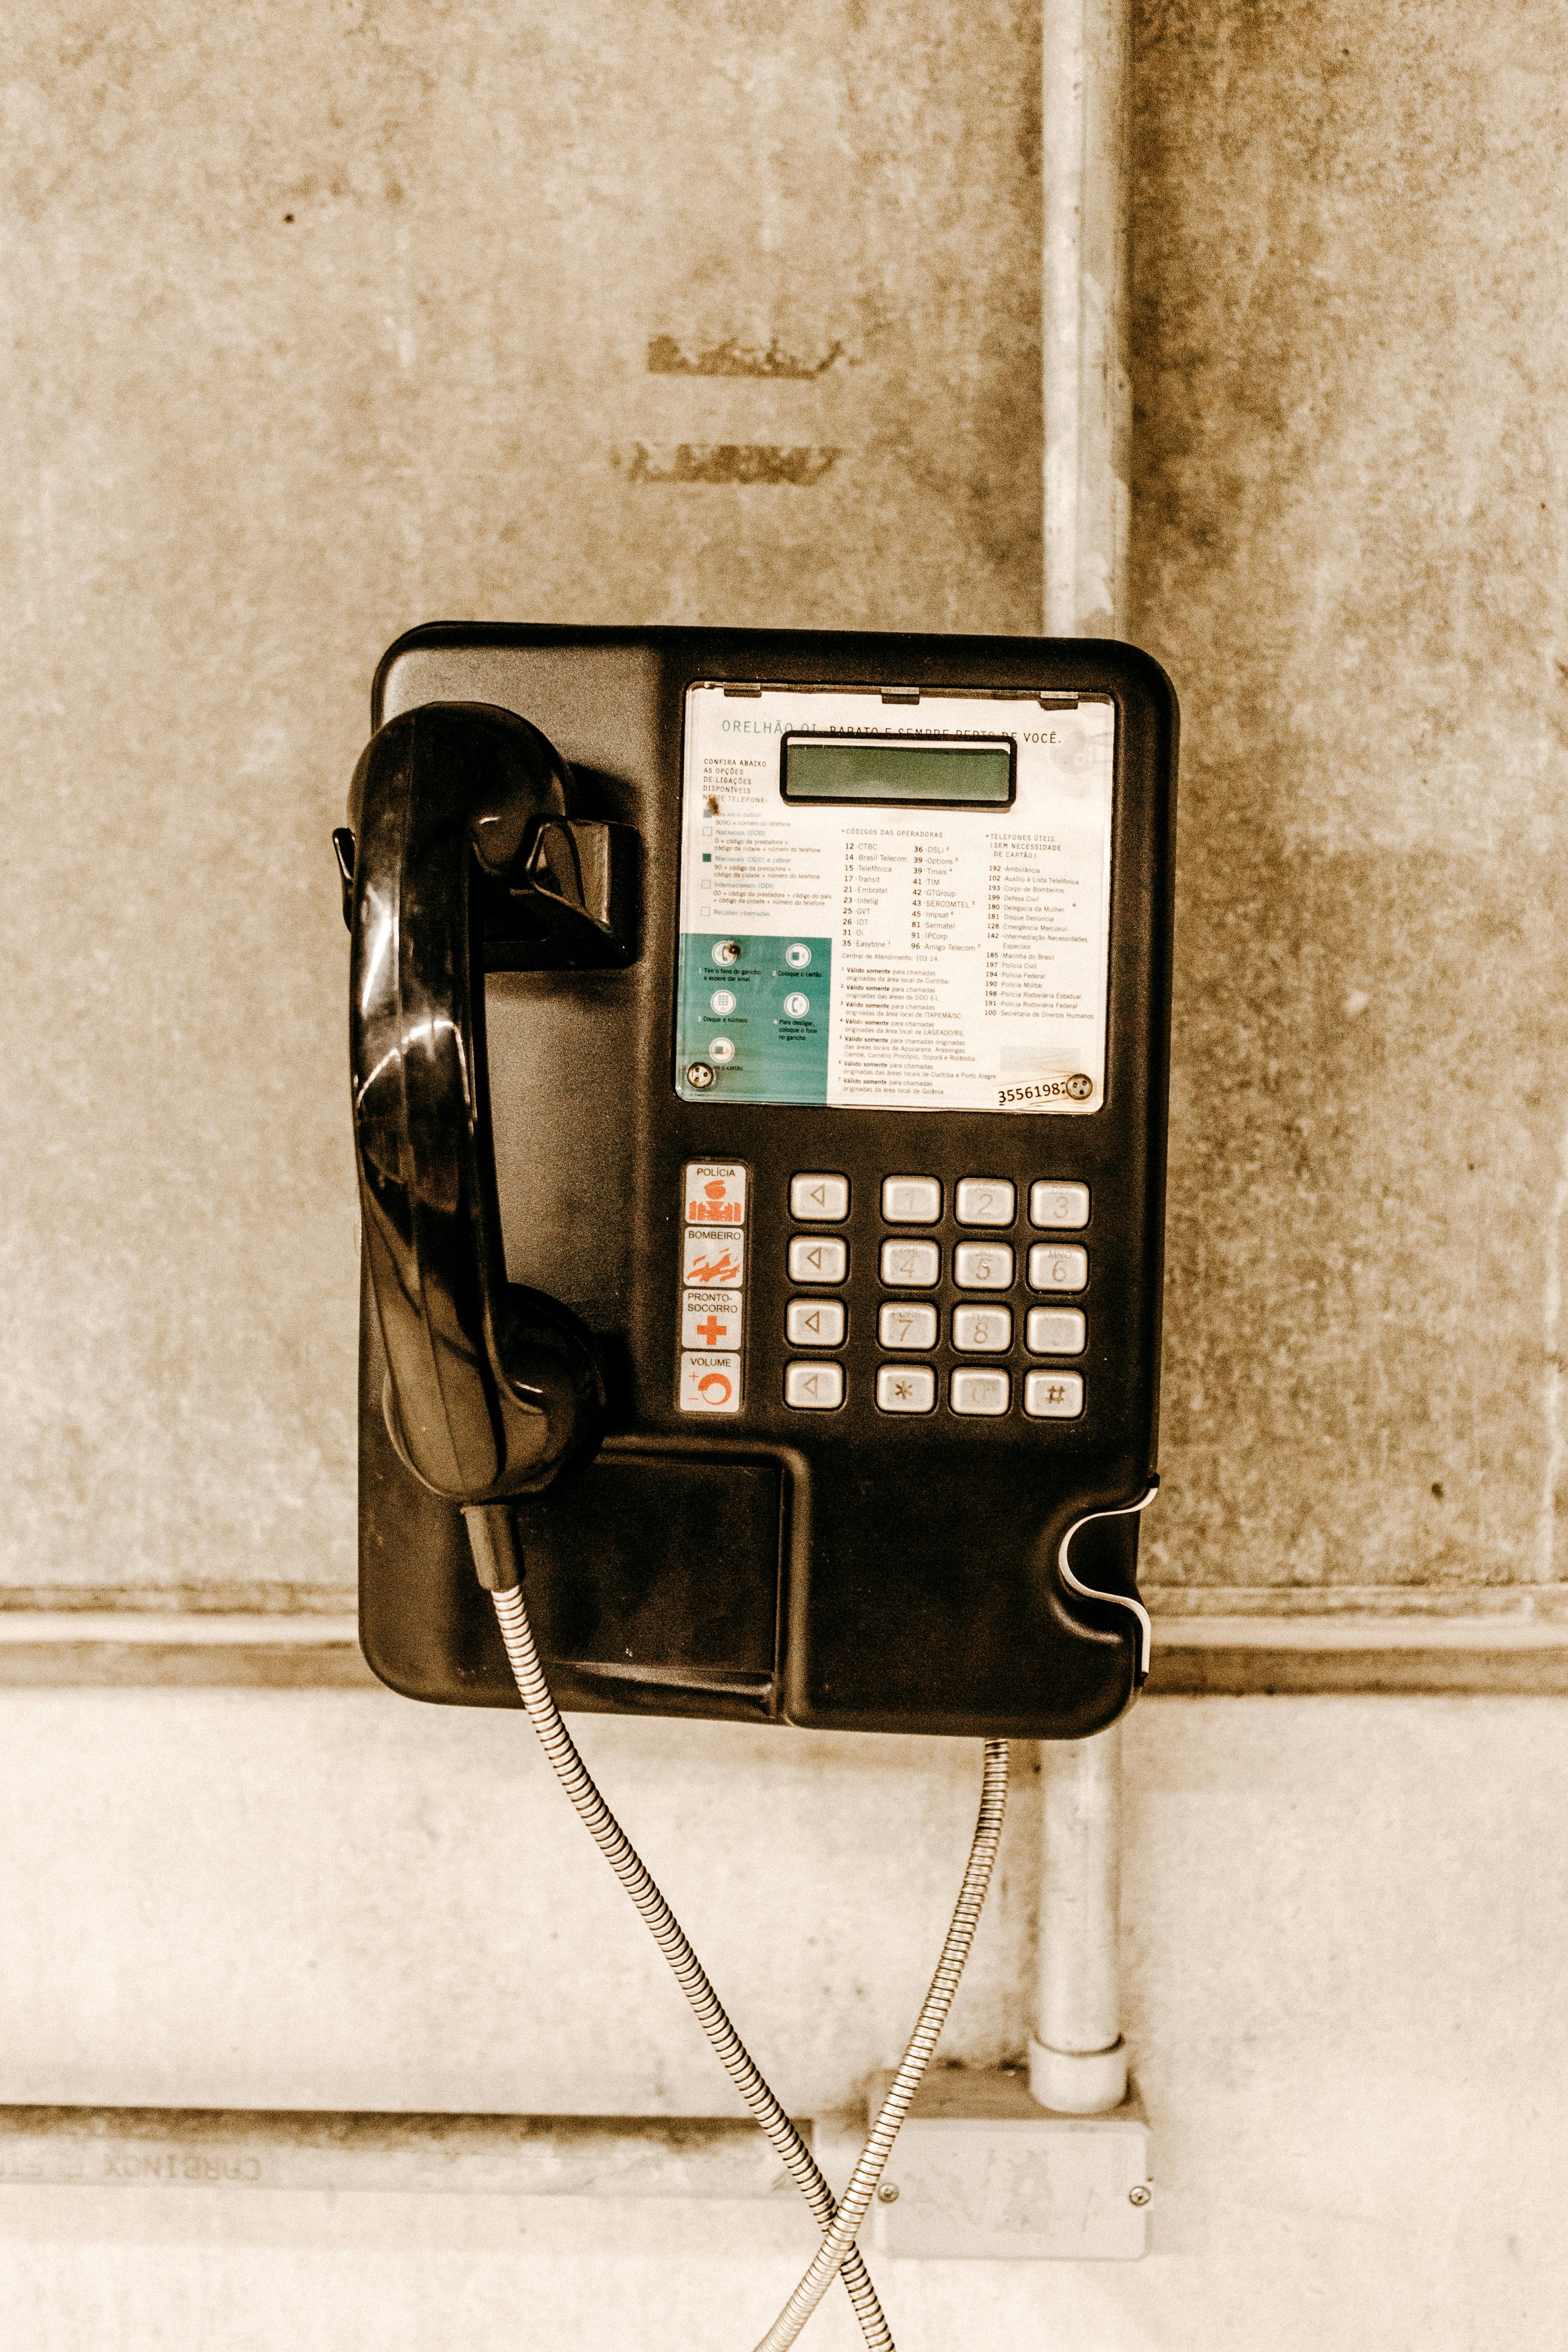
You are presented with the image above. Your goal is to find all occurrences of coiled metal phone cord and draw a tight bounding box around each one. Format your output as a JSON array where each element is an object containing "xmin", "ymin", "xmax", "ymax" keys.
[{"xmin": 475, "ymin": 1515, "xmax": 1008, "ymax": 2352}]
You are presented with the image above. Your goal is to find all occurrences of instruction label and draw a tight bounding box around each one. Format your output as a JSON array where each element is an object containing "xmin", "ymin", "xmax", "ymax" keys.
[{"xmin": 674, "ymin": 684, "xmax": 1115, "ymax": 1114}]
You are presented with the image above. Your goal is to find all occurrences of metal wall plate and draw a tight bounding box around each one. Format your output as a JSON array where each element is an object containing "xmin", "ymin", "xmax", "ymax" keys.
[{"xmin": 865, "ymin": 2070, "xmax": 1150, "ymax": 2261}]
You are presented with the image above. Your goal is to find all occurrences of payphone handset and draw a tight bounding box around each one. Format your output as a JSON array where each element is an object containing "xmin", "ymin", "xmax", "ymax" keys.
[{"xmin": 344, "ymin": 625, "xmax": 1175, "ymax": 1743}]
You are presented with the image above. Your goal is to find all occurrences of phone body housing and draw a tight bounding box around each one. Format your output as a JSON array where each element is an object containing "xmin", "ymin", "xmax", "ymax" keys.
[{"xmin": 355, "ymin": 625, "xmax": 1177, "ymax": 1740}]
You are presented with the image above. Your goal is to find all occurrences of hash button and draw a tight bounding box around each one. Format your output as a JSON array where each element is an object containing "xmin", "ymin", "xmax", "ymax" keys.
[{"xmin": 1023, "ymin": 1370, "xmax": 1084, "ymax": 1419}]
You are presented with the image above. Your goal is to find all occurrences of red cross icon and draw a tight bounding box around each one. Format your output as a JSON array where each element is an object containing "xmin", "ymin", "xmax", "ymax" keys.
[{"xmin": 696, "ymin": 1314, "xmax": 727, "ymax": 1345}]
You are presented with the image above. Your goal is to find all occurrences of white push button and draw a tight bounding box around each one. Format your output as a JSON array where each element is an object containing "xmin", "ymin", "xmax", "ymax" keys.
[
  {"xmin": 880, "ymin": 1238, "xmax": 940, "ymax": 1287},
  {"xmin": 953, "ymin": 1241, "xmax": 1013, "ymax": 1290},
  {"xmin": 785, "ymin": 1360, "xmax": 844, "ymax": 1410},
  {"xmin": 1029, "ymin": 1181, "xmax": 1090, "ymax": 1230},
  {"xmin": 876, "ymin": 1365, "xmax": 936, "ymax": 1415},
  {"xmin": 682, "ymin": 1290, "xmax": 743, "ymax": 1351},
  {"xmin": 879, "ymin": 1301, "xmax": 938, "ymax": 1350},
  {"xmin": 679, "ymin": 1353, "xmax": 742, "ymax": 1413},
  {"xmin": 950, "ymin": 1369, "xmax": 1009, "ymax": 1417},
  {"xmin": 1028, "ymin": 1243, "xmax": 1088, "ymax": 1293},
  {"xmin": 788, "ymin": 1235, "xmax": 847, "ymax": 1283},
  {"xmin": 683, "ymin": 1164, "xmax": 747, "ymax": 1225},
  {"xmin": 955, "ymin": 1178, "xmax": 1015, "ymax": 1227},
  {"xmin": 952, "ymin": 1305, "xmax": 1011, "ymax": 1353},
  {"xmin": 1026, "ymin": 1307, "xmax": 1086, "ymax": 1356},
  {"xmin": 881, "ymin": 1176, "xmax": 941, "ymax": 1223},
  {"xmin": 787, "ymin": 1297, "xmax": 845, "ymax": 1347},
  {"xmin": 1024, "ymin": 1369, "xmax": 1084, "ymax": 1419},
  {"xmin": 682, "ymin": 1227, "xmax": 745, "ymax": 1288},
  {"xmin": 790, "ymin": 1172, "xmax": 850, "ymax": 1222}
]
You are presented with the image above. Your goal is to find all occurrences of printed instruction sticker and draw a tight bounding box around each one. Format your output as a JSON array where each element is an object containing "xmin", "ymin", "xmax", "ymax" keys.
[
  {"xmin": 681, "ymin": 1290, "xmax": 743, "ymax": 1351},
  {"xmin": 680, "ymin": 1352, "xmax": 742, "ymax": 1413},
  {"xmin": 682, "ymin": 1227, "xmax": 745, "ymax": 1288},
  {"xmin": 683, "ymin": 1164, "xmax": 747, "ymax": 1225},
  {"xmin": 675, "ymin": 684, "xmax": 1115, "ymax": 1114}
]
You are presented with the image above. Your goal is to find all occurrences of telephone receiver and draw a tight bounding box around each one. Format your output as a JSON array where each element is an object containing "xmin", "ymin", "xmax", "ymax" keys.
[{"xmin": 338, "ymin": 701, "xmax": 637, "ymax": 1507}]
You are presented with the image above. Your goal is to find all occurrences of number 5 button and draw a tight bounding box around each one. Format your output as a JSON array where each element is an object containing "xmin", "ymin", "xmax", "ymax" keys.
[{"xmin": 953, "ymin": 1242, "xmax": 1013, "ymax": 1290}]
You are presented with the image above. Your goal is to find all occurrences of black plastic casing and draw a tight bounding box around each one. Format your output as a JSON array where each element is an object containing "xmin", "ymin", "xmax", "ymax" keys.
[{"xmin": 355, "ymin": 625, "xmax": 1178, "ymax": 1740}]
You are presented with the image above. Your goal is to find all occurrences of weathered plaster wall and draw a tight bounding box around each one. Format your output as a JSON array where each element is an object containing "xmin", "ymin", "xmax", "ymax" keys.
[
  {"xmin": 5, "ymin": 5, "xmax": 1568, "ymax": 2349},
  {"xmin": 1, "ymin": 0, "xmax": 1041, "ymax": 1609},
  {"xmin": 2, "ymin": 1690, "xmax": 1565, "ymax": 2349},
  {"xmin": 1135, "ymin": 0, "xmax": 1568, "ymax": 1610},
  {"xmin": 6, "ymin": 0, "xmax": 1566, "ymax": 1614}
]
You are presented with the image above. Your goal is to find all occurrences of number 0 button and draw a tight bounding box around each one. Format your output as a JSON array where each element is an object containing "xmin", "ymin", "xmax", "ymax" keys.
[{"xmin": 951, "ymin": 1369, "xmax": 1009, "ymax": 1416}]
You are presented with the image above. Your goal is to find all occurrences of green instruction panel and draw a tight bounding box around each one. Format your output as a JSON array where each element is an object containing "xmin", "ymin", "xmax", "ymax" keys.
[
  {"xmin": 674, "ymin": 682, "xmax": 1115, "ymax": 1114},
  {"xmin": 677, "ymin": 935, "xmax": 833, "ymax": 1103}
]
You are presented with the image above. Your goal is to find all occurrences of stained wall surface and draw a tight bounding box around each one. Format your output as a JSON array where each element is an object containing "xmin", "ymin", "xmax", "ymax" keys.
[
  {"xmin": 5, "ymin": 5, "xmax": 1568, "ymax": 2351},
  {"xmin": 6, "ymin": 0, "xmax": 1567, "ymax": 1617},
  {"xmin": 1, "ymin": 1690, "xmax": 1564, "ymax": 2351},
  {"xmin": 1, "ymin": 0, "xmax": 1041, "ymax": 1611},
  {"xmin": 1135, "ymin": 0, "xmax": 1568, "ymax": 1615}
]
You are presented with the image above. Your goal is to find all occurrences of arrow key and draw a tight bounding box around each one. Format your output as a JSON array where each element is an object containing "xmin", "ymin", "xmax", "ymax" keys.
[
  {"xmin": 787, "ymin": 1235, "xmax": 848, "ymax": 1283},
  {"xmin": 789, "ymin": 1172, "xmax": 850, "ymax": 1222},
  {"xmin": 786, "ymin": 1297, "xmax": 846, "ymax": 1347}
]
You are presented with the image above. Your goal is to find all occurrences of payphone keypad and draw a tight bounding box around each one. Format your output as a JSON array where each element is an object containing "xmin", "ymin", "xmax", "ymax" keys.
[{"xmin": 770, "ymin": 1170, "xmax": 1094, "ymax": 1422}]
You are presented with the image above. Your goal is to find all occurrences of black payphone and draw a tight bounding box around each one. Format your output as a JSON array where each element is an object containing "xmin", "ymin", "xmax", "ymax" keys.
[
  {"xmin": 342, "ymin": 625, "xmax": 1176, "ymax": 1743},
  {"xmin": 337, "ymin": 625, "xmax": 1176, "ymax": 2349}
]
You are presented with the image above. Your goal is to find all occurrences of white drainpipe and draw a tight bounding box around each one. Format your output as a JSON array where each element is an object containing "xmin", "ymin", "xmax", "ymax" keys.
[
  {"xmin": 1033, "ymin": 0, "xmax": 1134, "ymax": 2119},
  {"xmin": 1029, "ymin": 1730, "xmax": 1129, "ymax": 2111}
]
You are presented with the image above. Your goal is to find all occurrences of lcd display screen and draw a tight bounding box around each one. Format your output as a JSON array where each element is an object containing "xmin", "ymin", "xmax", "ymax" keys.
[{"xmin": 781, "ymin": 735, "xmax": 1015, "ymax": 807}]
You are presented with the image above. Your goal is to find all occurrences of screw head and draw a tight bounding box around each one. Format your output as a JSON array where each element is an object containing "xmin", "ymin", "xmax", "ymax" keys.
[
  {"xmin": 1128, "ymin": 2184, "xmax": 1151, "ymax": 2208},
  {"xmin": 876, "ymin": 2182, "xmax": 900, "ymax": 2204}
]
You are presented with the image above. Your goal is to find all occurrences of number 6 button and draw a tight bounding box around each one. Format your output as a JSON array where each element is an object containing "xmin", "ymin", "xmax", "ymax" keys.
[
  {"xmin": 1028, "ymin": 1243, "xmax": 1087, "ymax": 1292},
  {"xmin": 954, "ymin": 1242, "xmax": 1013, "ymax": 1290}
]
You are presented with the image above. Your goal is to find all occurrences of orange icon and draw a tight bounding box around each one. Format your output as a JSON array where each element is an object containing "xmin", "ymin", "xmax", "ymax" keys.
[
  {"xmin": 686, "ymin": 1175, "xmax": 743, "ymax": 1223},
  {"xmin": 696, "ymin": 1371, "xmax": 733, "ymax": 1404},
  {"xmin": 688, "ymin": 1248, "xmax": 741, "ymax": 1285}
]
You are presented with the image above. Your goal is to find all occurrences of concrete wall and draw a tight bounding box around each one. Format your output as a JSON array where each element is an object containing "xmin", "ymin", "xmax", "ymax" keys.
[
  {"xmin": 3, "ymin": 1690, "xmax": 1565, "ymax": 2347},
  {"xmin": 4, "ymin": 0, "xmax": 1568, "ymax": 2345}
]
